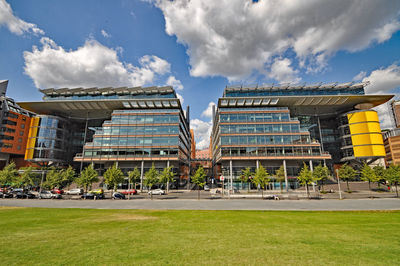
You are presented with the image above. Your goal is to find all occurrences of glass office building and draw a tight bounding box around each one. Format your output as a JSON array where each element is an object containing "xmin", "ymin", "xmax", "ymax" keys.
[
  {"xmin": 211, "ymin": 83, "xmax": 393, "ymax": 189},
  {"xmin": 19, "ymin": 86, "xmax": 191, "ymax": 185}
]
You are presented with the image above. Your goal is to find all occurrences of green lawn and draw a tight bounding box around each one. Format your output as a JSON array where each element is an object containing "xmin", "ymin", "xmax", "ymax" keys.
[{"xmin": 0, "ymin": 208, "xmax": 399, "ymax": 265}]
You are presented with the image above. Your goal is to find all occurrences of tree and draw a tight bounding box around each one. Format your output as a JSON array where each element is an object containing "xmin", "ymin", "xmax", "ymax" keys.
[
  {"xmin": 144, "ymin": 164, "xmax": 159, "ymax": 199},
  {"xmin": 297, "ymin": 163, "xmax": 314, "ymax": 198},
  {"xmin": 128, "ymin": 167, "xmax": 141, "ymax": 190},
  {"xmin": 18, "ymin": 166, "xmax": 40, "ymax": 189},
  {"xmin": 360, "ymin": 162, "xmax": 377, "ymax": 191},
  {"xmin": 0, "ymin": 162, "xmax": 19, "ymax": 188},
  {"xmin": 191, "ymin": 165, "xmax": 206, "ymax": 200},
  {"xmin": 338, "ymin": 164, "xmax": 357, "ymax": 191},
  {"xmin": 159, "ymin": 166, "xmax": 176, "ymax": 194},
  {"xmin": 59, "ymin": 166, "xmax": 76, "ymax": 189},
  {"xmin": 76, "ymin": 165, "xmax": 99, "ymax": 193},
  {"xmin": 373, "ymin": 165, "xmax": 386, "ymax": 187},
  {"xmin": 275, "ymin": 165, "xmax": 286, "ymax": 193},
  {"xmin": 385, "ymin": 165, "xmax": 400, "ymax": 197},
  {"xmin": 251, "ymin": 165, "xmax": 270, "ymax": 199},
  {"xmin": 312, "ymin": 164, "xmax": 329, "ymax": 191},
  {"xmin": 241, "ymin": 167, "xmax": 253, "ymax": 192},
  {"xmin": 104, "ymin": 163, "xmax": 125, "ymax": 193}
]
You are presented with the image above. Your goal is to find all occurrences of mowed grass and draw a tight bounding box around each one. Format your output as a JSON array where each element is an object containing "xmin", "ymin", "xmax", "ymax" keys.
[{"xmin": 0, "ymin": 208, "xmax": 399, "ymax": 265}]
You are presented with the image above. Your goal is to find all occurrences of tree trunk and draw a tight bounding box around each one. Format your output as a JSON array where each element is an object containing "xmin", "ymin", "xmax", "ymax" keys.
[
  {"xmin": 396, "ymin": 184, "xmax": 398, "ymax": 197},
  {"xmin": 128, "ymin": 180, "xmax": 131, "ymax": 200},
  {"xmin": 248, "ymin": 182, "xmax": 250, "ymax": 193},
  {"xmin": 306, "ymin": 184, "xmax": 309, "ymax": 199},
  {"xmin": 198, "ymin": 187, "xmax": 200, "ymax": 200},
  {"xmin": 346, "ymin": 180, "xmax": 350, "ymax": 191},
  {"xmin": 261, "ymin": 187, "xmax": 264, "ymax": 200},
  {"xmin": 280, "ymin": 182, "xmax": 283, "ymax": 193},
  {"xmin": 321, "ymin": 180, "xmax": 324, "ymax": 191},
  {"xmin": 167, "ymin": 180, "xmax": 169, "ymax": 195},
  {"xmin": 368, "ymin": 181, "xmax": 371, "ymax": 190}
]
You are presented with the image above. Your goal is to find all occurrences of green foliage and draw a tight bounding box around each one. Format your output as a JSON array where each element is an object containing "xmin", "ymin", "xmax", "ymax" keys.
[
  {"xmin": 338, "ymin": 164, "xmax": 357, "ymax": 182},
  {"xmin": 373, "ymin": 165, "xmax": 386, "ymax": 183},
  {"xmin": 275, "ymin": 165, "xmax": 285, "ymax": 192},
  {"xmin": 241, "ymin": 167, "xmax": 253, "ymax": 183},
  {"xmin": 76, "ymin": 165, "xmax": 99, "ymax": 192},
  {"xmin": 144, "ymin": 164, "xmax": 159, "ymax": 189},
  {"xmin": 43, "ymin": 166, "xmax": 75, "ymax": 190},
  {"xmin": 0, "ymin": 162, "xmax": 19, "ymax": 187},
  {"xmin": 360, "ymin": 163, "xmax": 377, "ymax": 190},
  {"xmin": 251, "ymin": 165, "xmax": 270, "ymax": 190},
  {"xmin": 159, "ymin": 166, "xmax": 176, "ymax": 191},
  {"xmin": 191, "ymin": 165, "xmax": 206, "ymax": 188},
  {"xmin": 297, "ymin": 163, "xmax": 314, "ymax": 186},
  {"xmin": 385, "ymin": 165, "xmax": 400, "ymax": 197},
  {"xmin": 18, "ymin": 166, "xmax": 40, "ymax": 188},
  {"xmin": 104, "ymin": 163, "xmax": 125, "ymax": 191},
  {"xmin": 128, "ymin": 167, "xmax": 141, "ymax": 184},
  {"xmin": 313, "ymin": 164, "xmax": 329, "ymax": 184}
]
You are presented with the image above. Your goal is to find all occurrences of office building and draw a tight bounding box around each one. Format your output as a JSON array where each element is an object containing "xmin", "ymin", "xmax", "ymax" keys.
[{"xmin": 210, "ymin": 83, "xmax": 392, "ymax": 189}]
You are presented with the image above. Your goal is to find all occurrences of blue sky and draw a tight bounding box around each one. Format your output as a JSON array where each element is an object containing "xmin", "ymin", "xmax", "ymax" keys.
[{"xmin": 1, "ymin": 0, "xmax": 400, "ymax": 148}]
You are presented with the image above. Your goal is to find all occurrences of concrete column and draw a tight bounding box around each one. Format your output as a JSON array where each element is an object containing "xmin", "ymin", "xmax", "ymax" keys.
[
  {"xmin": 310, "ymin": 160, "xmax": 315, "ymax": 192},
  {"xmin": 115, "ymin": 161, "xmax": 119, "ymax": 167},
  {"xmin": 140, "ymin": 160, "xmax": 144, "ymax": 192},
  {"xmin": 230, "ymin": 160, "xmax": 233, "ymax": 191},
  {"xmin": 80, "ymin": 113, "xmax": 89, "ymax": 172},
  {"xmin": 283, "ymin": 159, "xmax": 288, "ymax": 192},
  {"xmin": 167, "ymin": 160, "xmax": 170, "ymax": 168},
  {"xmin": 256, "ymin": 160, "xmax": 260, "ymax": 169}
]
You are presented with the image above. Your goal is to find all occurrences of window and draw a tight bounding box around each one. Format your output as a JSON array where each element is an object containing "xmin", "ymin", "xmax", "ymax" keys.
[
  {"xmin": 17, "ymin": 145, "xmax": 21, "ymax": 150},
  {"xmin": 21, "ymin": 124, "xmax": 25, "ymax": 129},
  {"xmin": 18, "ymin": 138, "xmax": 22, "ymax": 143},
  {"xmin": 19, "ymin": 131, "xmax": 24, "ymax": 136}
]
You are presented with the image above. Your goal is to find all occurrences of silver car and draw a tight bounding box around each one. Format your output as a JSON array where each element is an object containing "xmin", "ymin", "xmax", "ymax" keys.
[
  {"xmin": 148, "ymin": 189, "xmax": 165, "ymax": 195},
  {"xmin": 66, "ymin": 188, "xmax": 83, "ymax": 195},
  {"xmin": 39, "ymin": 191, "xmax": 61, "ymax": 199}
]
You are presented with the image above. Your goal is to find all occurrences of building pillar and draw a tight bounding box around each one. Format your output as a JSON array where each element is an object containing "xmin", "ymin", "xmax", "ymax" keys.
[
  {"xmin": 310, "ymin": 160, "xmax": 315, "ymax": 192},
  {"xmin": 167, "ymin": 160, "xmax": 170, "ymax": 168},
  {"xmin": 230, "ymin": 160, "xmax": 233, "ymax": 192},
  {"xmin": 80, "ymin": 114, "xmax": 89, "ymax": 172},
  {"xmin": 256, "ymin": 160, "xmax": 260, "ymax": 169},
  {"xmin": 115, "ymin": 161, "xmax": 118, "ymax": 167},
  {"xmin": 283, "ymin": 159, "xmax": 288, "ymax": 192},
  {"xmin": 140, "ymin": 160, "xmax": 144, "ymax": 192}
]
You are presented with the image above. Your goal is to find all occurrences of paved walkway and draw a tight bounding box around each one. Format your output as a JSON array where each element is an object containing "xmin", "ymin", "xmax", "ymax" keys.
[{"xmin": 1, "ymin": 198, "xmax": 399, "ymax": 210}]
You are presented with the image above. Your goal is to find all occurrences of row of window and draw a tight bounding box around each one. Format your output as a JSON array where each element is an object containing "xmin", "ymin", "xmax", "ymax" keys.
[
  {"xmin": 220, "ymin": 124, "xmax": 301, "ymax": 134},
  {"xmin": 111, "ymin": 114, "xmax": 180, "ymax": 124},
  {"xmin": 83, "ymin": 148, "xmax": 180, "ymax": 157},
  {"xmin": 219, "ymin": 113, "xmax": 291, "ymax": 123},
  {"xmin": 91, "ymin": 136, "xmax": 180, "ymax": 146},
  {"xmin": 224, "ymin": 88, "xmax": 364, "ymax": 97},
  {"xmin": 44, "ymin": 93, "xmax": 176, "ymax": 101},
  {"xmin": 38, "ymin": 117, "xmax": 67, "ymax": 130},
  {"xmin": 98, "ymin": 125, "xmax": 179, "ymax": 135},
  {"xmin": 220, "ymin": 135, "xmax": 312, "ymax": 145},
  {"xmin": 34, "ymin": 138, "xmax": 66, "ymax": 150},
  {"xmin": 31, "ymin": 149, "xmax": 65, "ymax": 160},
  {"xmin": 220, "ymin": 146, "xmax": 322, "ymax": 157}
]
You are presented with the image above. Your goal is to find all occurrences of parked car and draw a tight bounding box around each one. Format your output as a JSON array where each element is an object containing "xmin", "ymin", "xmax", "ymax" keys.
[
  {"xmin": 81, "ymin": 193, "xmax": 104, "ymax": 199},
  {"xmin": 15, "ymin": 191, "xmax": 36, "ymax": 199},
  {"xmin": 204, "ymin": 185, "xmax": 210, "ymax": 191},
  {"xmin": 112, "ymin": 192, "xmax": 126, "ymax": 199},
  {"xmin": 89, "ymin": 189, "xmax": 104, "ymax": 195},
  {"xmin": 39, "ymin": 190, "xmax": 61, "ymax": 199},
  {"xmin": 148, "ymin": 189, "xmax": 165, "ymax": 195},
  {"xmin": 51, "ymin": 188, "xmax": 64, "ymax": 194},
  {"xmin": 0, "ymin": 191, "xmax": 13, "ymax": 198},
  {"xmin": 121, "ymin": 189, "xmax": 137, "ymax": 195},
  {"xmin": 66, "ymin": 188, "xmax": 83, "ymax": 195}
]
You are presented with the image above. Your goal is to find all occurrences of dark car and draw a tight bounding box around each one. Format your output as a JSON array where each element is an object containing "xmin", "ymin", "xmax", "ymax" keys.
[
  {"xmin": 0, "ymin": 191, "xmax": 13, "ymax": 198},
  {"xmin": 15, "ymin": 191, "xmax": 36, "ymax": 199},
  {"xmin": 112, "ymin": 192, "xmax": 125, "ymax": 199},
  {"xmin": 81, "ymin": 193, "xmax": 104, "ymax": 199}
]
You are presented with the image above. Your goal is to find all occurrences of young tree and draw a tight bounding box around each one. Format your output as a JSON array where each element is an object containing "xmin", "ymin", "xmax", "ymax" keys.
[
  {"xmin": 338, "ymin": 164, "xmax": 357, "ymax": 191},
  {"xmin": 159, "ymin": 166, "xmax": 176, "ymax": 194},
  {"xmin": 241, "ymin": 167, "xmax": 253, "ymax": 192},
  {"xmin": 191, "ymin": 165, "xmax": 206, "ymax": 200},
  {"xmin": 251, "ymin": 165, "xmax": 270, "ymax": 199},
  {"xmin": 373, "ymin": 165, "xmax": 386, "ymax": 187},
  {"xmin": 42, "ymin": 167, "xmax": 61, "ymax": 190},
  {"xmin": 0, "ymin": 161, "xmax": 19, "ymax": 188},
  {"xmin": 275, "ymin": 165, "xmax": 286, "ymax": 193},
  {"xmin": 144, "ymin": 164, "xmax": 159, "ymax": 199},
  {"xmin": 60, "ymin": 166, "xmax": 76, "ymax": 189},
  {"xmin": 76, "ymin": 165, "xmax": 99, "ymax": 193},
  {"xmin": 385, "ymin": 165, "xmax": 400, "ymax": 197},
  {"xmin": 313, "ymin": 164, "xmax": 330, "ymax": 191},
  {"xmin": 128, "ymin": 167, "xmax": 141, "ymax": 190},
  {"xmin": 19, "ymin": 166, "xmax": 39, "ymax": 189},
  {"xmin": 297, "ymin": 163, "xmax": 314, "ymax": 198},
  {"xmin": 104, "ymin": 163, "xmax": 125, "ymax": 198},
  {"xmin": 360, "ymin": 162, "xmax": 377, "ymax": 191}
]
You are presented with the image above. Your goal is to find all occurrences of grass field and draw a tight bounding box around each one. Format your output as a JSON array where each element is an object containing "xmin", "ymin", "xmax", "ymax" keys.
[{"xmin": 0, "ymin": 207, "xmax": 399, "ymax": 265}]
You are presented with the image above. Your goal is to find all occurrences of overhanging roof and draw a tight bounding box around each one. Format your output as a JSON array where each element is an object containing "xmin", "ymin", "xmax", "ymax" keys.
[
  {"xmin": 17, "ymin": 98, "xmax": 181, "ymax": 120},
  {"xmin": 218, "ymin": 94, "xmax": 393, "ymax": 116}
]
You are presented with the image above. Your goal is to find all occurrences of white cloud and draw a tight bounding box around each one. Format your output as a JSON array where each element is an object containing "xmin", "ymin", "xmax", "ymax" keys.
[
  {"xmin": 101, "ymin": 29, "xmax": 111, "ymax": 38},
  {"xmin": 176, "ymin": 92, "xmax": 184, "ymax": 104},
  {"xmin": 151, "ymin": 0, "xmax": 400, "ymax": 80},
  {"xmin": 361, "ymin": 63, "xmax": 400, "ymax": 129},
  {"xmin": 23, "ymin": 37, "xmax": 172, "ymax": 88},
  {"xmin": 363, "ymin": 64, "xmax": 400, "ymax": 94},
  {"xmin": 353, "ymin": 71, "xmax": 367, "ymax": 81},
  {"xmin": 0, "ymin": 0, "xmax": 44, "ymax": 35},
  {"xmin": 201, "ymin": 101, "xmax": 216, "ymax": 118},
  {"xmin": 166, "ymin": 75, "xmax": 183, "ymax": 90},
  {"xmin": 190, "ymin": 118, "xmax": 212, "ymax": 150},
  {"xmin": 268, "ymin": 58, "xmax": 300, "ymax": 83}
]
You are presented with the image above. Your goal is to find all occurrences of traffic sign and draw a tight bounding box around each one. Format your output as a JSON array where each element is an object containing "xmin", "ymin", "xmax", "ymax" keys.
[{"xmin": 220, "ymin": 176, "xmax": 224, "ymax": 181}]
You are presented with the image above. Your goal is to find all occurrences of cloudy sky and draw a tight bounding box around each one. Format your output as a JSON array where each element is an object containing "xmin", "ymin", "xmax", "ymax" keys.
[{"xmin": 1, "ymin": 0, "xmax": 400, "ymax": 149}]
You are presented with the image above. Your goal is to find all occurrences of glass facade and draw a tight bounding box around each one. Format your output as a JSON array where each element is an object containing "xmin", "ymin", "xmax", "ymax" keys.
[{"xmin": 224, "ymin": 87, "xmax": 364, "ymax": 97}]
